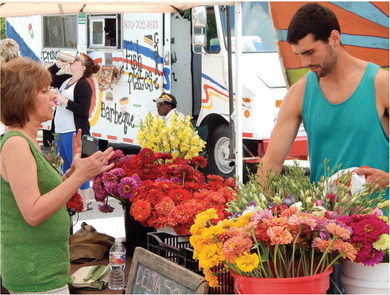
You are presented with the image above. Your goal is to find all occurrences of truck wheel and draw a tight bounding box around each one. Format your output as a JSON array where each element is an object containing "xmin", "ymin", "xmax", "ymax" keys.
[{"xmin": 208, "ymin": 124, "xmax": 235, "ymax": 178}]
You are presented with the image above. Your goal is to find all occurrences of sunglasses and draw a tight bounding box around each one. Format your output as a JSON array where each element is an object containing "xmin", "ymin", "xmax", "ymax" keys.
[
  {"xmin": 74, "ymin": 57, "xmax": 86, "ymax": 66},
  {"xmin": 157, "ymin": 102, "xmax": 168, "ymax": 107}
]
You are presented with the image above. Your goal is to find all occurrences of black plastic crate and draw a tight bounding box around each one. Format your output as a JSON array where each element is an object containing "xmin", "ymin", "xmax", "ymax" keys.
[{"xmin": 147, "ymin": 232, "xmax": 234, "ymax": 294}]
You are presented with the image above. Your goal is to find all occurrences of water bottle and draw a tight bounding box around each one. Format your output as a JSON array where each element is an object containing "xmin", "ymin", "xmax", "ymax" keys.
[
  {"xmin": 108, "ymin": 238, "xmax": 126, "ymax": 290},
  {"xmin": 56, "ymin": 51, "xmax": 75, "ymax": 62}
]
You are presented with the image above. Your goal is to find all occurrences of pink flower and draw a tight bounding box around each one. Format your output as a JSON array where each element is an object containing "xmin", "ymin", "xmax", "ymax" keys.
[
  {"xmin": 118, "ymin": 176, "xmax": 139, "ymax": 199},
  {"xmin": 222, "ymin": 236, "xmax": 252, "ymax": 262},
  {"xmin": 92, "ymin": 178, "xmax": 107, "ymax": 202},
  {"xmin": 360, "ymin": 248, "xmax": 384, "ymax": 266},
  {"xmin": 102, "ymin": 168, "xmax": 126, "ymax": 195},
  {"xmin": 267, "ymin": 226, "xmax": 293, "ymax": 245},
  {"xmin": 253, "ymin": 209, "xmax": 272, "ymax": 221},
  {"xmin": 351, "ymin": 216, "xmax": 388, "ymax": 242}
]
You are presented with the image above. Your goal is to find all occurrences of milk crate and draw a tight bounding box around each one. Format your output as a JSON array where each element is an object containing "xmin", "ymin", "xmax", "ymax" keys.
[{"xmin": 147, "ymin": 232, "xmax": 234, "ymax": 294}]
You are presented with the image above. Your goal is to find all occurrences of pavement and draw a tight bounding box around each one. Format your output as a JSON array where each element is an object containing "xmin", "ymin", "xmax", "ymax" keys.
[{"xmin": 72, "ymin": 195, "xmax": 126, "ymax": 239}]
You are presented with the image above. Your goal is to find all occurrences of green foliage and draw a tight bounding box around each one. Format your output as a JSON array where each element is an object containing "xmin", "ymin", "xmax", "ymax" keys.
[{"xmin": 0, "ymin": 18, "xmax": 6, "ymax": 39}]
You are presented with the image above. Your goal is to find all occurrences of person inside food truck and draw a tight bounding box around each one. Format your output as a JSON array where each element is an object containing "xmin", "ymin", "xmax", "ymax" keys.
[{"xmin": 153, "ymin": 92, "xmax": 185, "ymax": 125}]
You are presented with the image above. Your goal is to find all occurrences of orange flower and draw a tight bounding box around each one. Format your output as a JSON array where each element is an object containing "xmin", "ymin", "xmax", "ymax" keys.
[
  {"xmin": 288, "ymin": 212, "xmax": 316, "ymax": 230},
  {"xmin": 326, "ymin": 222, "xmax": 351, "ymax": 240},
  {"xmin": 267, "ymin": 226, "xmax": 293, "ymax": 245},
  {"xmin": 203, "ymin": 268, "xmax": 219, "ymax": 288},
  {"xmin": 280, "ymin": 206, "xmax": 299, "ymax": 217},
  {"xmin": 331, "ymin": 239, "xmax": 357, "ymax": 261},
  {"xmin": 222, "ymin": 236, "xmax": 252, "ymax": 262},
  {"xmin": 312, "ymin": 237, "xmax": 331, "ymax": 252}
]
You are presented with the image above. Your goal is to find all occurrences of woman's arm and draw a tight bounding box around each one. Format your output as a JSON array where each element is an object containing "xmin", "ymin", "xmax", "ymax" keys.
[
  {"xmin": 1, "ymin": 136, "xmax": 114, "ymax": 226},
  {"xmin": 47, "ymin": 63, "xmax": 71, "ymax": 89},
  {"xmin": 66, "ymin": 78, "xmax": 92, "ymax": 117}
]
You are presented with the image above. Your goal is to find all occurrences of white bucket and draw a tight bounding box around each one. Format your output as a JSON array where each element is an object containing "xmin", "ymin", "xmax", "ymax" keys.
[{"xmin": 341, "ymin": 261, "xmax": 389, "ymax": 294}]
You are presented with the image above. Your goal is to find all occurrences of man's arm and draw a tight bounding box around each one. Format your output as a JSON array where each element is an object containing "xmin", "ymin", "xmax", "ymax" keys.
[
  {"xmin": 354, "ymin": 69, "xmax": 389, "ymax": 189},
  {"xmin": 258, "ymin": 77, "xmax": 306, "ymax": 181}
]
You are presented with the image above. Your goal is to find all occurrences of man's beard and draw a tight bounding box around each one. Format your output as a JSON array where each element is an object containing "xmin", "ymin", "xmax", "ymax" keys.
[{"xmin": 316, "ymin": 44, "xmax": 337, "ymax": 78}]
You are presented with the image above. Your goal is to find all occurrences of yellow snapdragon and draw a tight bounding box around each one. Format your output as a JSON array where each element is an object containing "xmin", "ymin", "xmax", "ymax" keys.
[{"xmin": 137, "ymin": 112, "xmax": 206, "ymax": 159}]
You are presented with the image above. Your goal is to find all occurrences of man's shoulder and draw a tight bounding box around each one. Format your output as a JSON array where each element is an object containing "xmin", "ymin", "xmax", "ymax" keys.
[{"xmin": 286, "ymin": 74, "xmax": 308, "ymax": 100}]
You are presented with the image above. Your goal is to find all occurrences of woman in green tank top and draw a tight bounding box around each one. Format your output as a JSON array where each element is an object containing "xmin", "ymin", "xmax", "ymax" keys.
[{"xmin": 0, "ymin": 58, "xmax": 115, "ymax": 293}]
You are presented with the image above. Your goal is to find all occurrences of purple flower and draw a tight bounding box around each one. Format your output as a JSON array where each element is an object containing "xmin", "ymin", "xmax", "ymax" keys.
[
  {"xmin": 132, "ymin": 174, "xmax": 142, "ymax": 186},
  {"xmin": 118, "ymin": 177, "xmax": 138, "ymax": 199},
  {"xmin": 282, "ymin": 195, "xmax": 296, "ymax": 206},
  {"xmin": 154, "ymin": 177, "xmax": 169, "ymax": 182},
  {"xmin": 253, "ymin": 209, "xmax": 272, "ymax": 221},
  {"xmin": 110, "ymin": 149, "xmax": 124, "ymax": 163},
  {"xmin": 92, "ymin": 180, "xmax": 107, "ymax": 202},
  {"xmin": 102, "ymin": 168, "xmax": 125, "ymax": 195},
  {"xmin": 361, "ymin": 249, "xmax": 384, "ymax": 266},
  {"xmin": 98, "ymin": 203, "xmax": 115, "ymax": 213},
  {"xmin": 169, "ymin": 177, "xmax": 182, "ymax": 184}
]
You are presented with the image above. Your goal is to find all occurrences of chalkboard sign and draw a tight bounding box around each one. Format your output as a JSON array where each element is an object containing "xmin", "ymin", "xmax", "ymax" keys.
[{"xmin": 126, "ymin": 247, "xmax": 208, "ymax": 294}]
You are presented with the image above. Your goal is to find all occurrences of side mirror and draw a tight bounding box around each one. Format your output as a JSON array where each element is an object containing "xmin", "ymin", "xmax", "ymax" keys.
[
  {"xmin": 191, "ymin": 7, "xmax": 207, "ymax": 54},
  {"xmin": 192, "ymin": 7, "xmax": 207, "ymax": 28}
]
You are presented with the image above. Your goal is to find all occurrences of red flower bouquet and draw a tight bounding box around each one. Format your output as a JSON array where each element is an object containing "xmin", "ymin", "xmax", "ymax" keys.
[
  {"xmin": 337, "ymin": 212, "xmax": 389, "ymax": 266},
  {"xmin": 92, "ymin": 148, "xmax": 237, "ymax": 234},
  {"xmin": 67, "ymin": 192, "xmax": 84, "ymax": 215}
]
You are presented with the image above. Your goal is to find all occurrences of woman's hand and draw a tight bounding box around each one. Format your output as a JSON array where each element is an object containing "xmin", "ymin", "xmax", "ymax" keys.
[
  {"xmin": 56, "ymin": 59, "xmax": 71, "ymax": 68},
  {"xmin": 65, "ymin": 129, "xmax": 82, "ymax": 177},
  {"xmin": 56, "ymin": 93, "xmax": 69, "ymax": 107},
  {"xmin": 72, "ymin": 147, "xmax": 115, "ymax": 181},
  {"xmin": 72, "ymin": 129, "xmax": 82, "ymax": 157}
]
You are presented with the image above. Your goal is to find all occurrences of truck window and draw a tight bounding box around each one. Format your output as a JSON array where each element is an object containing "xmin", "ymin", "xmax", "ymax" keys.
[
  {"xmin": 88, "ymin": 15, "xmax": 120, "ymax": 48},
  {"xmin": 221, "ymin": 2, "xmax": 277, "ymax": 52},
  {"xmin": 43, "ymin": 15, "xmax": 77, "ymax": 48},
  {"xmin": 205, "ymin": 6, "xmax": 219, "ymax": 53}
]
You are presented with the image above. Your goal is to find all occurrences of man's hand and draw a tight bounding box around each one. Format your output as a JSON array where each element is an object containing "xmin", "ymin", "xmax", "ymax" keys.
[{"xmin": 354, "ymin": 167, "xmax": 389, "ymax": 189}]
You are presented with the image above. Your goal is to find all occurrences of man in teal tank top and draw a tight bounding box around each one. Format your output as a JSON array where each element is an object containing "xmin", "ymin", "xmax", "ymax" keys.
[
  {"xmin": 258, "ymin": 2, "xmax": 389, "ymax": 195},
  {"xmin": 258, "ymin": 3, "xmax": 389, "ymax": 294}
]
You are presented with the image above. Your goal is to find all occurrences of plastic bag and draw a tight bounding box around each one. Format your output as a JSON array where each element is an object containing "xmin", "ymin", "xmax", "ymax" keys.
[{"xmin": 324, "ymin": 167, "xmax": 366, "ymax": 195}]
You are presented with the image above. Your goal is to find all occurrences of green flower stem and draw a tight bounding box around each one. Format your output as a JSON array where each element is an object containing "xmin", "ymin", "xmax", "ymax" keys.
[
  {"xmin": 290, "ymin": 226, "xmax": 302, "ymax": 277},
  {"xmin": 273, "ymin": 244, "xmax": 280, "ymax": 278},
  {"xmin": 310, "ymin": 247, "xmax": 315, "ymax": 275},
  {"xmin": 314, "ymin": 237, "xmax": 336, "ymax": 274},
  {"xmin": 250, "ymin": 229, "xmax": 270, "ymax": 278}
]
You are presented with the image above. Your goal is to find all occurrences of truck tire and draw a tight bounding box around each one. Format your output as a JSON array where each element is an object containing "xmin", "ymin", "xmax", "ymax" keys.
[{"xmin": 207, "ymin": 124, "xmax": 235, "ymax": 178}]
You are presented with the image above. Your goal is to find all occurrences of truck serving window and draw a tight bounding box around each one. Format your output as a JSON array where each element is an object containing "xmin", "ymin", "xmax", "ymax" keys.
[
  {"xmin": 88, "ymin": 15, "xmax": 120, "ymax": 49},
  {"xmin": 43, "ymin": 15, "xmax": 77, "ymax": 48},
  {"xmin": 221, "ymin": 2, "xmax": 277, "ymax": 52}
]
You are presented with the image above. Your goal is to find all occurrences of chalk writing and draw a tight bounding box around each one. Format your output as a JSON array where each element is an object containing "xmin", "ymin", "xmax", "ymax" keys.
[{"xmin": 133, "ymin": 263, "xmax": 191, "ymax": 294}]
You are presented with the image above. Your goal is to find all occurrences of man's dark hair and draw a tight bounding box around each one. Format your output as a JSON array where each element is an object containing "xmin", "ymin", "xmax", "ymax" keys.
[{"xmin": 287, "ymin": 3, "xmax": 341, "ymax": 45}]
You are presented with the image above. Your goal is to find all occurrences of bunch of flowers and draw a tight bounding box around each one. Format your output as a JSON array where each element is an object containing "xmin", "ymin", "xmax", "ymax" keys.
[
  {"xmin": 190, "ymin": 207, "xmax": 358, "ymax": 286},
  {"xmin": 136, "ymin": 112, "xmax": 206, "ymax": 159},
  {"xmin": 336, "ymin": 205, "xmax": 389, "ymax": 266},
  {"xmin": 67, "ymin": 192, "xmax": 84, "ymax": 214},
  {"xmin": 45, "ymin": 134, "xmax": 63, "ymax": 173},
  {"xmin": 92, "ymin": 148, "xmax": 237, "ymax": 234},
  {"xmin": 228, "ymin": 162, "xmax": 386, "ymax": 218}
]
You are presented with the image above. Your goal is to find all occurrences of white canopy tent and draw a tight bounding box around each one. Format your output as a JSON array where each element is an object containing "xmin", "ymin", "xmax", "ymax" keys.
[
  {"xmin": 0, "ymin": 0, "xmax": 235, "ymax": 17},
  {"xmin": 1, "ymin": 0, "xmax": 245, "ymax": 182}
]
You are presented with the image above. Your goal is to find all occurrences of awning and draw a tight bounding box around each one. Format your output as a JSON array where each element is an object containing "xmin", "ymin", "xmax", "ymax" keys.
[{"xmin": 0, "ymin": 0, "xmax": 234, "ymax": 17}]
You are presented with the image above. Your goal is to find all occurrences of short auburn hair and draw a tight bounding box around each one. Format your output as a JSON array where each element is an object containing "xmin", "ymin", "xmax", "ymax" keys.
[{"xmin": 1, "ymin": 58, "xmax": 52, "ymax": 127}]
